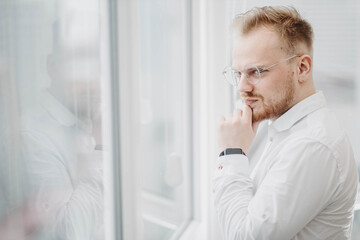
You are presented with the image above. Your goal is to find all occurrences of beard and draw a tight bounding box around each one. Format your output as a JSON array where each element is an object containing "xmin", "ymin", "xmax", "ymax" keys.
[{"xmin": 241, "ymin": 76, "xmax": 295, "ymax": 123}]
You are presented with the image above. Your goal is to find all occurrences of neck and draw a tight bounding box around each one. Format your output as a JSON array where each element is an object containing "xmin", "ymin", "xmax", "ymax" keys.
[{"xmin": 292, "ymin": 79, "xmax": 316, "ymax": 107}]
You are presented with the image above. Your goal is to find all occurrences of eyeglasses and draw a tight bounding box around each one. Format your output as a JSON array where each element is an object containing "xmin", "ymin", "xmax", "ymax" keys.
[{"xmin": 222, "ymin": 55, "xmax": 299, "ymax": 86}]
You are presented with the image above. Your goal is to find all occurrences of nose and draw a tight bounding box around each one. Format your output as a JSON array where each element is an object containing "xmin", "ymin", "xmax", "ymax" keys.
[{"xmin": 236, "ymin": 74, "xmax": 253, "ymax": 93}]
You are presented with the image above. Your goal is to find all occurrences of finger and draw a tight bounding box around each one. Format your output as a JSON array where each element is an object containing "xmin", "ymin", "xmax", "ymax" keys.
[
  {"xmin": 233, "ymin": 109, "xmax": 242, "ymax": 117},
  {"xmin": 243, "ymin": 104, "xmax": 253, "ymax": 124}
]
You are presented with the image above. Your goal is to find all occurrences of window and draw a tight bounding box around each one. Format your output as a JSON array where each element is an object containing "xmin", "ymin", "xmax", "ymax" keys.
[{"xmin": 0, "ymin": 0, "xmax": 114, "ymax": 239}]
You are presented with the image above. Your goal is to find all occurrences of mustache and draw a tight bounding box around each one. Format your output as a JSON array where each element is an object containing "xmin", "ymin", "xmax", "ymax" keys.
[{"xmin": 240, "ymin": 92, "xmax": 264, "ymax": 100}]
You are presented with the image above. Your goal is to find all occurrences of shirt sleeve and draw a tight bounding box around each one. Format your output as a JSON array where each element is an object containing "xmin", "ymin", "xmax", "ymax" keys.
[
  {"xmin": 21, "ymin": 130, "xmax": 103, "ymax": 240},
  {"xmin": 213, "ymin": 139, "xmax": 340, "ymax": 240}
]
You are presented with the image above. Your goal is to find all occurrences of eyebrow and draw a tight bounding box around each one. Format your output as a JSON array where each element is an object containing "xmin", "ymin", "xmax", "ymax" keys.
[
  {"xmin": 255, "ymin": 64, "xmax": 267, "ymax": 69},
  {"xmin": 232, "ymin": 63, "xmax": 267, "ymax": 71}
]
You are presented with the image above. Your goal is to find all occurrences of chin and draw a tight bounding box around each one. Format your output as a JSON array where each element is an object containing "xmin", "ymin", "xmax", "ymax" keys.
[
  {"xmin": 252, "ymin": 107, "xmax": 270, "ymax": 123},
  {"xmin": 252, "ymin": 113, "xmax": 264, "ymax": 123}
]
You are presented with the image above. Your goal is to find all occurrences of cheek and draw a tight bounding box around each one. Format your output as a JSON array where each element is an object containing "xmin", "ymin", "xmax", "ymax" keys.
[
  {"xmin": 262, "ymin": 72, "xmax": 288, "ymax": 93},
  {"xmin": 256, "ymin": 84, "xmax": 274, "ymax": 103}
]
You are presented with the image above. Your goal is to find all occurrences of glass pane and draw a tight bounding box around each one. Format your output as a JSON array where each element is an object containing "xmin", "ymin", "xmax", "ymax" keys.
[
  {"xmin": 137, "ymin": 0, "xmax": 193, "ymax": 238},
  {"xmin": 0, "ymin": 0, "xmax": 112, "ymax": 239}
]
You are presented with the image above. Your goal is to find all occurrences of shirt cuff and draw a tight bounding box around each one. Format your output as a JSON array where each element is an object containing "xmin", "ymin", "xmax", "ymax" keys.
[{"xmin": 216, "ymin": 154, "xmax": 250, "ymax": 176}]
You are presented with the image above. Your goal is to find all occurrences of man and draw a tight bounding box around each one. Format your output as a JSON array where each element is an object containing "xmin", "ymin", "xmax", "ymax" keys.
[
  {"xmin": 215, "ymin": 6, "xmax": 358, "ymax": 240},
  {"xmin": 21, "ymin": 19, "xmax": 104, "ymax": 239}
]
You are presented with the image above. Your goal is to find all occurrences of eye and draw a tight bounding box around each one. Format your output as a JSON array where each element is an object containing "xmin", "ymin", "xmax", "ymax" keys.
[
  {"xmin": 246, "ymin": 68, "xmax": 261, "ymax": 77},
  {"xmin": 258, "ymin": 68, "xmax": 268, "ymax": 74},
  {"xmin": 233, "ymin": 71, "xmax": 242, "ymax": 80}
]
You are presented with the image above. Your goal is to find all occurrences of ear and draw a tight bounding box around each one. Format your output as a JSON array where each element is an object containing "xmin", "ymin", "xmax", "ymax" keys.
[{"xmin": 297, "ymin": 54, "xmax": 312, "ymax": 83}]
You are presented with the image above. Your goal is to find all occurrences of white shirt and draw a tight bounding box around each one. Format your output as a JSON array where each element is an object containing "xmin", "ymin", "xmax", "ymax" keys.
[
  {"xmin": 214, "ymin": 91, "xmax": 358, "ymax": 240},
  {"xmin": 21, "ymin": 91, "xmax": 103, "ymax": 240}
]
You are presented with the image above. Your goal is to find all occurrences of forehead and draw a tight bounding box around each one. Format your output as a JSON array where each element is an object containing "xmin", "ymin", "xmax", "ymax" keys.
[{"xmin": 232, "ymin": 27, "xmax": 285, "ymax": 69}]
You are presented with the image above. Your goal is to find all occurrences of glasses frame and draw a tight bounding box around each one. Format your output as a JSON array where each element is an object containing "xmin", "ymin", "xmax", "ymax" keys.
[{"xmin": 222, "ymin": 54, "xmax": 299, "ymax": 86}]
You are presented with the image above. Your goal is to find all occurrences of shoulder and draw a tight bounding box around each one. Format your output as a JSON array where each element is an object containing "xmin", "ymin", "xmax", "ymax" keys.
[
  {"xmin": 287, "ymin": 107, "xmax": 349, "ymax": 154},
  {"xmin": 282, "ymin": 108, "xmax": 356, "ymax": 182},
  {"xmin": 21, "ymin": 104, "xmax": 65, "ymax": 157}
]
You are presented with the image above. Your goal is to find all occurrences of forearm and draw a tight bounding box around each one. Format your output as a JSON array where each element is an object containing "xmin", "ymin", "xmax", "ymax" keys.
[
  {"xmin": 214, "ymin": 173, "xmax": 255, "ymax": 240},
  {"xmin": 51, "ymin": 178, "xmax": 103, "ymax": 240},
  {"xmin": 213, "ymin": 154, "xmax": 260, "ymax": 240}
]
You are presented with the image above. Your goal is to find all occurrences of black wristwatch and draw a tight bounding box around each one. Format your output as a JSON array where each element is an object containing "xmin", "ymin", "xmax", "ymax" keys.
[{"xmin": 219, "ymin": 148, "xmax": 246, "ymax": 157}]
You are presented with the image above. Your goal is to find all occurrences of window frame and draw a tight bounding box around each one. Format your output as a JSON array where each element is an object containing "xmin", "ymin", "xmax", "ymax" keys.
[
  {"xmin": 115, "ymin": 0, "xmax": 197, "ymax": 239},
  {"xmin": 179, "ymin": 0, "xmax": 235, "ymax": 239}
]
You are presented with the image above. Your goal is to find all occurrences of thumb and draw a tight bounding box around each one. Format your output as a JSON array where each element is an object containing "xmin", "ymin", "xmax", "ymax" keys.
[{"xmin": 243, "ymin": 104, "xmax": 253, "ymax": 124}]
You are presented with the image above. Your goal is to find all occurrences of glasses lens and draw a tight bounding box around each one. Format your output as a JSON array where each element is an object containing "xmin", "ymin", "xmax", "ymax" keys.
[
  {"xmin": 223, "ymin": 66, "xmax": 262, "ymax": 86},
  {"xmin": 223, "ymin": 69, "xmax": 237, "ymax": 86},
  {"xmin": 245, "ymin": 66, "xmax": 261, "ymax": 84}
]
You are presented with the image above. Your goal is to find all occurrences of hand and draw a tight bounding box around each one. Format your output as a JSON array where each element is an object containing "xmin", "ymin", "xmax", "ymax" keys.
[{"xmin": 218, "ymin": 104, "xmax": 259, "ymax": 154}]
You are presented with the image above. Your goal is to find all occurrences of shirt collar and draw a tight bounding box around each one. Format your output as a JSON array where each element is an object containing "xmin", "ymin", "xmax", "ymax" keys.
[
  {"xmin": 269, "ymin": 91, "xmax": 327, "ymax": 132},
  {"xmin": 41, "ymin": 90, "xmax": 77, "ymax": 127}
]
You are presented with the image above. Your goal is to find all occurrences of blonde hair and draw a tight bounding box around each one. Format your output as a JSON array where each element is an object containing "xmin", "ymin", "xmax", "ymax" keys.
[{"xmin": 232, "ymin": 6, "xmax": 314, "ymax": 55}]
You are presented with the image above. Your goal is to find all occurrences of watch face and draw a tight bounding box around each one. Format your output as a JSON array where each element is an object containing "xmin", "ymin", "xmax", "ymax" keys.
[
  {"xmin": 225, "ymin": 148, "xmax": 244, "ymax": 155},
  {"xmin": 219, "ymin": 148, "xmax": 246, "ymax": 157}
]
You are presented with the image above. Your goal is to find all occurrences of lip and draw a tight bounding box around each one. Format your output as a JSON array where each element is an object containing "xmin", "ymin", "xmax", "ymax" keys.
[{"xmin": 243, "ymin": 98, "xmax": 258, "ymax": 106}]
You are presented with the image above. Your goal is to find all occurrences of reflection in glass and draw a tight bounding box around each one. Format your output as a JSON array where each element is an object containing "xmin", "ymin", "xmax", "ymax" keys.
[{"xmin": 0, "ymin": 0, "xmax": 108, "ymax": 239}]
